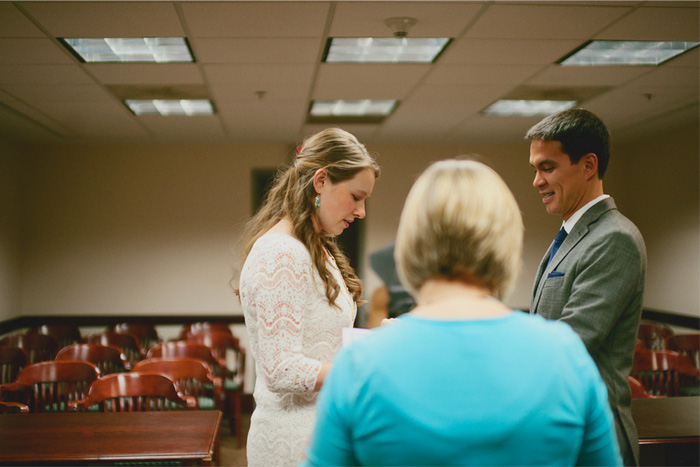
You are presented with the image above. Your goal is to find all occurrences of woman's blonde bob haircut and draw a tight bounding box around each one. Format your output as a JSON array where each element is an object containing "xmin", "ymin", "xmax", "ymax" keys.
[{"xmin": 395, "ymin": 159, "xmax": 523, "ymax": 300}]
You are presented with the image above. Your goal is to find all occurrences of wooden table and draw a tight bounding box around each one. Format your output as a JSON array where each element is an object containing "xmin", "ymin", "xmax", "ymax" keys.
[
  {"xmin": 0, "ymin": 410, "xmax": 222, "ymax": 465},
  {"xmin": 632, "ymin": 396, "xmax": 699, "ymax": 466}
]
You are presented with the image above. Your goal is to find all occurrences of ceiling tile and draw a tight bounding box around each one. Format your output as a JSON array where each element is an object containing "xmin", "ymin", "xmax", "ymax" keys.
[
  {"xmin": 32, "ymin": 100, "xmax": 150, "ymax": 138},
  {"xmin": 180, "ymin": 2, "xmax": 330, "ymax": 38},
  {"xmin": 0, "ymin": 98, "xmax": 72, "ymax": 136},
  {"xmin": 0, "ymin": 65, "xmax": 94, "ymax": 85},
  {"xmin": 585, "ymin": 83, "xmax": 699, "ymax": 132},
  {"xmin": 665, "ymin": 47, "xmax": 699, "ymax": 68},
  {"xmin": 527, "ymin": 64, "xmax": 652, "ymax": 86},
  {"xmin": 407, "ymin": 84, "xmax": 513, "ymax": 109},
  {"xmin": 194, "ymin": 38, "xmax": 322, "ymax": 64},
  {"xmin": 0, "ymin": 3, "xmax": 45, "ymax": 38},
  {"xmin": 329, "ymin": 2, "xmax": 484, "ymax": 37},
  {"xmin": 597, "ymin": 5, "xmax": 700, "ymax": 40},
  {"xmin": 465, "ymin": 3, "xmax": 633, "ymax": 40},
  {"xmin": 2, "ymin": 84, "xmax": 115, "ymax": 104},
  {"xmin": 205, "ymin": 64, "xmax": 315, "ymax": 100},
  {"xmin": 0, "ymin": 105, "xmax": 65, "ymax": 143},
  {"xmin": 218, "ymin": 99, "xmax": 308, "ymax": 141},
  {"xmin": 445, "ymin": 114, "xmax": 540, "ymax": 143},
  {"xmin": 630, "ymin": 65, "xmax": 700, "ymax": 88},
  {"xmin": 0, "ymin": 38, "xmax": 74, "ymax": 64},
  {"xmin": 313, "ymin": 64, "xmax": 430, "ymax": 100},
  {"xmin": 87, "ymin": 64, "xmax": 204, "ymax": 85},
  {"xmin": 439, "ymin": 38, "xmax": 583, "ymax": 65},
  {"xmin": 20, "ymin": 1, "xmax": 185, "ymax": 37},
  {"xmin": 426, "ymin": 64, "xmax": 541, "ymax": 85},
  {"xmin": 301, "ymin": 123, "xmax": 379, "ymax": 142},
  {"xmin": 138, "ymin": 115, "xmax": 227, "ymax": 141},
  {"xmin": 378, "ymin": 100, "xmax": 471, "ymax": 135}
]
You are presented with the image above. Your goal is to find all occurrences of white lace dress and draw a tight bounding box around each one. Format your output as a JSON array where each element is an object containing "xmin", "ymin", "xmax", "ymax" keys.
[{"xmin": 239, "ymin": 233, "xmax": 356, "ymax": 467}]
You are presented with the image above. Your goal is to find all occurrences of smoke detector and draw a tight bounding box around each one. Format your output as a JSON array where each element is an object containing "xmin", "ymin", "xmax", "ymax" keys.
[{"xmin": 384, "ymin": 17, "xmax": 417, "ymax": 38}]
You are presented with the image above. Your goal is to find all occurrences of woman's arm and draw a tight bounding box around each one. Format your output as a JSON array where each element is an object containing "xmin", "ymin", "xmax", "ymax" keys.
[
  {"xmin": 314, "ymin": 362, "xmax": 332, "ymax": 391},
  {"xmin": 246, "ymin": 239, "xmax": 325, "ymax": 393}
]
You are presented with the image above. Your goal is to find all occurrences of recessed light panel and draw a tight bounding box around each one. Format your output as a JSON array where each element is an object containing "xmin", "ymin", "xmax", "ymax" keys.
[
  {"xmin": 324, "ymin": 38, "xmax": 450, "ymax": 63},
  {"xmin": 481, "ymin": 100, "xmax": 577, "ymax": 117},
  {"xmin": 310, "ymin": 100, "xmax": 397, "ymax": 117},
  {"xmin": 125, "ymin": 99, "xmax": 214, "ymax": 116},
  {"xmin": 61, "ymin": 38, "xmax": 194, "ymax": 63},
  {"xmin": 559, "ymin": 40, "xmax": 699, "ymax": 66}
]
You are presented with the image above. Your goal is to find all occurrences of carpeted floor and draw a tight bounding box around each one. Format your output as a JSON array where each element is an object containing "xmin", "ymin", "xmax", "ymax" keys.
[{"xmin": 218, "ymin": 412, "xmax": 250, "ymax": 466}]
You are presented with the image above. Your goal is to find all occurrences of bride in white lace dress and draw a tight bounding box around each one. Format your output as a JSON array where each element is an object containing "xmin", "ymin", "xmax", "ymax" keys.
[{"xmin": 237, "ymin": 128, "xmax": 379, "ymax": 467}]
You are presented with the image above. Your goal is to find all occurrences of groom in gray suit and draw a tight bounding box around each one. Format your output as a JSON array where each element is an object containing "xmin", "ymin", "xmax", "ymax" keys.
[{"xmin": 526, "ymin": 109, "xmax": 646, "ymax": 466}]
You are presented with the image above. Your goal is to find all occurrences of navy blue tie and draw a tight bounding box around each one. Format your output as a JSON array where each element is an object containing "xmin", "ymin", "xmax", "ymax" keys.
[{"xmin": 548, "ymin": 227, "xmax": 568, "ymax": 266}]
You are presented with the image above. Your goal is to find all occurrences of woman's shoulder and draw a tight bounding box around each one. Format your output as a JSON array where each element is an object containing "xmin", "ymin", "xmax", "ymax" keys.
[
  {"xmin": 510, "ymin": 312, "xmax": 588, "ymax": 350},
  {"xmin": 249, "ymin": 232, "xmax": 312, "ymax": 263}
]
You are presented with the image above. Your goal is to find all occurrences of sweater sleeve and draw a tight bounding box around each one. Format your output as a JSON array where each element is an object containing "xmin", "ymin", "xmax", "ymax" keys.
[{"xmin": 244, "ymin": 238, "xmax": 323, "ymax": 393}]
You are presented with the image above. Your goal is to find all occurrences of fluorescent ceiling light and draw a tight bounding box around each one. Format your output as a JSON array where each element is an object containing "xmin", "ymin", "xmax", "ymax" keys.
[
  {"xmin": 125, "ymin": 99, "xmax": 214, "ymax": 116},
  {"xmin": 324, "ymin": 38, "xmax": 450, "ymax": 63},
  {"xmin": 310, "ymin": 100, "xmax": 397, "ymax": 117},
  {"xmin": 481, "ymin": 100, "xmax": 577, "ymax": 117},
  {"xmin": 61, "ymin": 38, "xmax": 194, "ymax": 63},
  {"xmin": 559, "ymin": 40, "xmax": 699, "ymax": 66}
]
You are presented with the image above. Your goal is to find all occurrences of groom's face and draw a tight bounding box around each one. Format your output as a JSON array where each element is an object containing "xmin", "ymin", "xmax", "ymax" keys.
[{"xmin": 529, "ymin": 139, "xmax": 588, "ymax": 221}]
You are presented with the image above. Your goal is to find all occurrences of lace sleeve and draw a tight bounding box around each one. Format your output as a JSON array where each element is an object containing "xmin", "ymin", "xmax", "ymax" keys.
[{"xmin": 247, "ymin": 241, "xmax": 323, "ymax": 394}]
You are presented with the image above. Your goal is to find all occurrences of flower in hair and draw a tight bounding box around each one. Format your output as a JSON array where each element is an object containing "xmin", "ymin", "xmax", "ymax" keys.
[{"xmin": 296, "ymin": 145, "xmax": 302, "ymax": 156}]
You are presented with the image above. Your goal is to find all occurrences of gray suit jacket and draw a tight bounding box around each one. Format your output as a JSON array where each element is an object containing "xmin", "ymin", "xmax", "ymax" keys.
[{"xmin": 531, "ymin": 197, "xmax": 646, "ymax": 466}]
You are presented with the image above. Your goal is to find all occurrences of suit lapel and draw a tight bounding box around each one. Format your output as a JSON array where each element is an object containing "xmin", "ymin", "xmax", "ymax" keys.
[
  {"xmin": 530, "ymin": 198, "xmax": 618, "ymax": 314},
  {"xmin": 530, "ymin": 249, "xmax": 550, "ymax": 313}
]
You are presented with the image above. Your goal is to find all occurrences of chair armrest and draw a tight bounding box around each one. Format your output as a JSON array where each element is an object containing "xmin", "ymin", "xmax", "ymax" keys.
[
  {"xmin": 677, "ymin": 356, "xmax": 700, "ymax": 376},
  {"xmin": 212, "ymin": 376, "xmax": 223, "ymax": 395},
  {"xmin": 0, "ymin": 382, "xmax": 25, "ymax": 393},
  {"xmin": 0, "ymin": 401, "xmax": 29, "ymax": 413},
  {"xmin": 0, "ymin": 382, "xmax": 26, "ymax": 402},
  {"xmin": 182, "ymin": 394, "xmax": 198, "ymax": 410},
  {"xmin": 67, "ymin": 399, "xmax": 91, "ymax": 412}
]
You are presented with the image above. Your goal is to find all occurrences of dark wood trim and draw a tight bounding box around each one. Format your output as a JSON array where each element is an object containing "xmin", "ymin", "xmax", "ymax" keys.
[
  {"xmin": 642, "ymin": 309, "xmax": 699, "ymax": 330},
  {"xmin": 1, "ymin": 309, "xmax": 697, "ymax": 337},
  {"xmin": 0, "ymin": 314, "xmax": 245, "ymax": 336}
]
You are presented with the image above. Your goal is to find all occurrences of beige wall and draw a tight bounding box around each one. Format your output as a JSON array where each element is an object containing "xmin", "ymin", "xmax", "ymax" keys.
[
  {"xmin": 612, "ymin": 122, "xmax": 700, "ymax": 315},
  {"xmin": 3, "ymin": 121, "xmax": 699, "ymax": 323},
  {"xmin": 0, "ymin": 140, "xmax": 22, "ymax": 322}
]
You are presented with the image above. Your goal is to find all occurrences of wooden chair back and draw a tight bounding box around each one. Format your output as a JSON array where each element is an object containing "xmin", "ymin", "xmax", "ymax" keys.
[
  {"xmin": 188, "ymin": 331, "xmax": 246, "ymax": 447},
  {"xmin": 632, "ymin": 349, "xmax": 700, "ymax": 396},
  {"xmin": 32, "ymin": 324, "xmax": 82, "ymax": 348},
  {"xmin": 637, "ymin": 320, "xmax": 674, "ymax": 350},
  {"xmin": 667, "ymin": 334, "xmax": 700, "ymax": 369},
  {"xmin": 147, "ymin": 341, "xmax": 221, "ymax": 374},
  {"xmin": 69, "ymin": 373, "xmax": 196, "ymax": 412},
  {"xmin": 179, "ymin": 321, "xmax": 232, "ymax": 340},
  {"xmin": 112, "ymin": 323, "xmax": 160, "ymax": 351},
  {"xmin": 55, "ymin": 344, "xmax": 126, "ymax": 375},
  {"xmin": 0, "ymin": 346, "xmax": 28, "ymax": 384},
  {"xmin": 0, "ymin": 333, "xmax": 59, "ymax": 364},
  {"xmin": 132, "ymin": 357, "xmax": 221, "ymax": 409},
  {"xmin": 0, "ymin": 361, "xmax": 99, "ymax": 413},
  {"xmin": 83, "ymin": 331, "xmax": 144, "ymax": 369},
  {"xmin": 189, "ymin": 331, "xmax": 243, "ymax": 382},
  {"xmin": 628, "ymin": 375, "xmax": 661, "ymax": 399}
]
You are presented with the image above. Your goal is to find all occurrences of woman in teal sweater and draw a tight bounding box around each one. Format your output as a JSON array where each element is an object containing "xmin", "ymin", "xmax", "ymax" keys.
[{"xmin": 303, "ymin": 159, "xmax": 621, "ymax": 466}]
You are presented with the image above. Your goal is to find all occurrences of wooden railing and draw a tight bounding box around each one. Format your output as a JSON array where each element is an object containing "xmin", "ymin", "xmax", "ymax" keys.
[{"xmin": 0, "ymin": 315, "xmax": 245, "ymax": 338}]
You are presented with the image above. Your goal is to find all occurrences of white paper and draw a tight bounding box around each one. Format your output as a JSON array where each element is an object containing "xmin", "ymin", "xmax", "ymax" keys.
[{"xmin": 342, "ymin": 327, "xmax": 373, "ymax": 346}]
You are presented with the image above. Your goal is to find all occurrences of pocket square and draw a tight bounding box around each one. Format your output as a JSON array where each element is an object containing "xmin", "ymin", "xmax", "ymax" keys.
[{"xmin": 547, "ymin": 271, "xmax": 565, "ymax": 278}]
